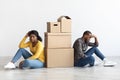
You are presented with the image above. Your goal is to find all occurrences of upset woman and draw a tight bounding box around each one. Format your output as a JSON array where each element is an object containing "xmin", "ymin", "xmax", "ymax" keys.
[{"xmin": 4, "ymin": 30, "xmax": 45, "ymax": 69}]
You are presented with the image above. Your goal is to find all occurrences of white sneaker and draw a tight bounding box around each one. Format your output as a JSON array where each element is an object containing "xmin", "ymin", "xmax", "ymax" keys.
[
  {"xmin": 103, "ymin": 59, "xmax": 117, "ymax": 67},
  {"xmin": 4, "ymin": 62, "xmax": 16, "ymax": 69},
  {"xmin": 94, "ymin": 61, "xmax": 100, "ymax": 66}
]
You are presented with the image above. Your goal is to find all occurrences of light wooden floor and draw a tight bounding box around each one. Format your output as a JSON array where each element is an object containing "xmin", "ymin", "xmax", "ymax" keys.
[{"xmin": 0, "ymin": 56, "xmax": 120, "ymax": 80}]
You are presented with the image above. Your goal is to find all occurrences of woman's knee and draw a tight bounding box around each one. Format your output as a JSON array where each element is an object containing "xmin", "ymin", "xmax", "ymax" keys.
[
  {"xmin": 21, "ymin": 59, "xmax": 31, "ymax": 68},
  {"xmin": 22, "ymin": 59, "xmax": 44, "ymax": 69},
  {"xmin": 18, "ymin": 48, "xmax": 26, "ymax": 52},
  {"xmin": 18, "ymin": 48, "xmax": 28, "ymax": 56},
  {"xmin": 23, "ymin": 59, "xmax": 30, "ymax": 65}
]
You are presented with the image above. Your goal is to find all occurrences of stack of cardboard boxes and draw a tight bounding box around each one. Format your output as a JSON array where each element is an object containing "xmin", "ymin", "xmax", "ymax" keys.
[{"xmin": 44, "ymin": 16, "xmax": 74, "ymax": 68}]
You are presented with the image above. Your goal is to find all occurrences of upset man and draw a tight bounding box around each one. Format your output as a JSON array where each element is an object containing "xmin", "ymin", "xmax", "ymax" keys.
[{"xmin": 73, "ymin": 30, "xmax": 116, "ymax": 67}]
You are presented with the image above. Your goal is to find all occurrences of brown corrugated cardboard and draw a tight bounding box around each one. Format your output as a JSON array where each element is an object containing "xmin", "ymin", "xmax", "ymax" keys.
[
  {"xmin": 45, "ymin": 48, "xmax": 74, "ymax": 68},
  {"xmin": 44, "ymin": 32, "xmax": 71, "ymax": 48},
  {"xmin": 57, "ymin": 16, "xmax": 71, "ymax": 33},
  {"xmin": 47, "ymin": 22, "xmax": 60, "ymax": 33}
]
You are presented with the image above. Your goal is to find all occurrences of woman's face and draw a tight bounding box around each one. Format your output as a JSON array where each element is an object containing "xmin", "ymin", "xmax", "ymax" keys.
[{"xmin": 29, "ymin": 34, "xmax": 37, "ymax": 43}]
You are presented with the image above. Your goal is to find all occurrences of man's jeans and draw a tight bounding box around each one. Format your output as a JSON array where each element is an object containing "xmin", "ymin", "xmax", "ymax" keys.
[
  {"xmin": 11, "ymin": 48, "xmax": 44, "ymax": 69},
  {"xmin": 75, "ymin": 47, "xmax": 105, "ymax": 67}
]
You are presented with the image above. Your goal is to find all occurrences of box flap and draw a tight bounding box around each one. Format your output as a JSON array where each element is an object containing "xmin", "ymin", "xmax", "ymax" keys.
[{"xmin": 58, "ymin": 16, "xmax": 71, "ymax": 21}]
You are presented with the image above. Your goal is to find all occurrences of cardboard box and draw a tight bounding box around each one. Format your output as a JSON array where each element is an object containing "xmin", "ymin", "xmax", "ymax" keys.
[
  {"xmin": 45, "ymin": 48, "xmax": 74, "ymax": 68},
  {"xmin": 57, "ymin": 16, "xmax": 71, "ymax": 33},
  {"xmin": 44, "ymin": 32, "xmax": 71, "ymax": 48},
  {"xmin": 47, "ymin": 22, "xmax": 60, "ymax": 33}
]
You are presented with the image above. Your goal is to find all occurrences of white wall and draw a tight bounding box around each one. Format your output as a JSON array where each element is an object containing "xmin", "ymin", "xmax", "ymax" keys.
[{"xmin": 0, "ymin": 0, "xmax": 120, "ymax": 56}]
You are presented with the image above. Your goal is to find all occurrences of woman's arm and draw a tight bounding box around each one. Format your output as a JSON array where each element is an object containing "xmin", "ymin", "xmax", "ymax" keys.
[{"xmin": 19, "ymin": 33, "xmax": 30, "ymax": 48}]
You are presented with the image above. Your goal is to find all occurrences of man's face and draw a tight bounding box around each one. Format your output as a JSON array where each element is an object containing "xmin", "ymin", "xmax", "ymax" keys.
[{"xmin": 85, "ymin": 33, "xmax": 92, "ymax": 42}]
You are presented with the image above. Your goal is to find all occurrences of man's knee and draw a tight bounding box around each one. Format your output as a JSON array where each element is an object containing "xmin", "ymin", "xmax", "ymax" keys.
[
  {"xmin": 90, "ymin": 56, "xmax": 95, "ymax": 62},
  {"xmin": 89, "ymin": 56, "xmax": 95, "ymax": 66},
  {"xmin": 92, "ymin": 46, "xmax": 97, "ymax": 49}
]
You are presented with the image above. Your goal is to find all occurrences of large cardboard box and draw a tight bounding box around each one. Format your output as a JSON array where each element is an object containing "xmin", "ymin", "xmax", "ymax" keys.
[
  {"xmin": 47, "ymin": 22, "xmax": 60, "ymax": 33},
  {"xmin": 57, "ymin": 16, "xmax": 71, "ymax": 33},
  {"xmin": 44, "ymin": 32, "xmax": 71, "ymax": 48},
  {"xmin": 45, "ymin": 48, "xmax": 74, "ymax": 68}
]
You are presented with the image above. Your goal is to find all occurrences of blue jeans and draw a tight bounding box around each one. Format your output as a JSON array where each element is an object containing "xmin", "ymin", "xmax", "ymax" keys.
[
  {"xmin": 75, "ymin": 47, "xmax": 105, "ymax": 67},
  {"xmin": 11, "ymin": 48, "xmax": 44, "ymax": 69}
]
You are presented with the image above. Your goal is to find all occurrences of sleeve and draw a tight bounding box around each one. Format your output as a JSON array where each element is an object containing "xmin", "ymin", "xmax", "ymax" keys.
[
  {"xmin": 19, "ymin": 36, "xmax": 30, "ymax": 48},
  {"xmin": 74, "ymin": 40, "xmax": 85, "ymax": 58},
  {"xmin": 88, "ymin": 42, "xmax": 98, "ymax": 47},
  {"xmin": 88, "ymin": 37, "xmax": 99, "ymax": 47},
  {"xmin": 28, "ymin": 42, "xmax": 43, "ymax": 60}
]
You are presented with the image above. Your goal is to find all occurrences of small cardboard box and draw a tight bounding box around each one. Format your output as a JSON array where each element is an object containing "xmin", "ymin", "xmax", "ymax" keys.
[
  {"xmin": 57, "ymin": 16, "xmax": 71, "ymax": 33},
  {"xmin": 45, "ymin": 48, "xmax": 74, "ymax": 68},
  {"xmin": 44, "ymin": 32, "xmax": 71, "ymax": 48},
  {"xmin": 47, "ymin": 22, "xmax": 60, "ymax": 33}
]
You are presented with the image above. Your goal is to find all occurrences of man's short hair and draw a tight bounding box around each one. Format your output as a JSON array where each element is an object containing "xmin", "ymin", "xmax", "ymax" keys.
[{"xmin": 83, "ymin": 30, "xmax": 92, "ymax": 36}]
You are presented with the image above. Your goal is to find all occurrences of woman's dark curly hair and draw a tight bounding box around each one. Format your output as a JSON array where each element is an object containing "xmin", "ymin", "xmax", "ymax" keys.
[{"xmin": 28, "ymin": 30, "xmax": 42, "ymax": 42}]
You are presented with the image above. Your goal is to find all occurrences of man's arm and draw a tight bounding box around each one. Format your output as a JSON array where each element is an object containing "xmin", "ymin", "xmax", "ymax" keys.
[
  {"xmin": 88, "ymin": 35, "xmax": 99, "ymax": 47},
  {"xmin": 92, "ymin": 35, "xmax": 99, "ymax": 46}
]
